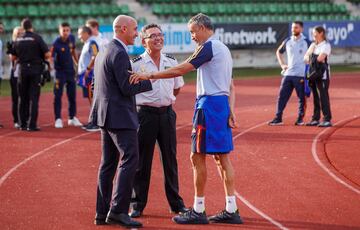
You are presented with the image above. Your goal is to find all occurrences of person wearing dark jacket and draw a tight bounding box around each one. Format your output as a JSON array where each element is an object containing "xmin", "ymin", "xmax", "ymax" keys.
[
  {"xmin": 12, "ymin": 18, "xmax": 51, "ymax": 131},
  {"xmin": 89, "ymin": 15, "xmax": 152, "ymax": 228}
]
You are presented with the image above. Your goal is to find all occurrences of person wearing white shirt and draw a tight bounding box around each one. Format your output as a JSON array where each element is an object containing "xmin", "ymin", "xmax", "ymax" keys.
[
  {"xmin": 304, "ymin": 26, "xmax": 332, "ymax": 127},
  {"xmin": 269, "ymin": 21, "xmax": 311, "ymax": 126},
  {"xmin": 129, "ymin": 24, "xmax": 187, "ymax": 218}
]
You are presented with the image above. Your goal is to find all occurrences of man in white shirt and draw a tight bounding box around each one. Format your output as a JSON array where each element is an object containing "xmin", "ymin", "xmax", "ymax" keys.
[{"xmin": 129, "ymin": 23, "xmax": 187, "ymax": 218}]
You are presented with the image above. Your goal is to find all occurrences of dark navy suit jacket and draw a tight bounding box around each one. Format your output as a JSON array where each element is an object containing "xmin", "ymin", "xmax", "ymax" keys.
[{"xmin": 89, "ymin": 39, "xmax": 152, "ymax": 129}]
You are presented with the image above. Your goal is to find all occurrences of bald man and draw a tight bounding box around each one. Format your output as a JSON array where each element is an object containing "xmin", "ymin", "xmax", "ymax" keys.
[{"xmin": 90, "ymin": 15, "xmax": 152, "ymax": 228}]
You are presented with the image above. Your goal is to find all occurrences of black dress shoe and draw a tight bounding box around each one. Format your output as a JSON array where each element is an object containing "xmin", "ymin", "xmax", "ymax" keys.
[
  {"xmin": 170, "ymin": 206, "xmax": 190, "ymax": 214},
  {"xmin": 129, "ymin": 209, "xmax": 142, "ymax": 218},
  {"xmin": 106, "ymin": 212, "xmax": 143, "ymax": 228},
  {"xmin": 94, "ymin": 213, "xmax": 107, "ymax": 225},
  {"xmin": 27, "ymin": 127, "xmax": 40, "ymax": 131}
]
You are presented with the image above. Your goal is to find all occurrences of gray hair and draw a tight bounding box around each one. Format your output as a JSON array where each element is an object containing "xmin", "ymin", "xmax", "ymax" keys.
[{"xmin": 188, "ymin": 13, "xmax": 213, "ymax": 30}]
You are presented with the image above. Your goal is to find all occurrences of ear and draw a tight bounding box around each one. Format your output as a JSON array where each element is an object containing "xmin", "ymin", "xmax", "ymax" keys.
[{"xmin": 141, "ymin": 38, "xmax": 146, "ymax": 47}]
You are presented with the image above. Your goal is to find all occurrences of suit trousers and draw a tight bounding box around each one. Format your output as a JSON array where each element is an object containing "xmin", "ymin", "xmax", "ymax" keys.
[
  {"xmin": 131, "ymin": 106, "xmax": 185, "ymax": 212},
  {"xmin": 96, "ymin": 128, "xmax": 139, "ymax": 215}
]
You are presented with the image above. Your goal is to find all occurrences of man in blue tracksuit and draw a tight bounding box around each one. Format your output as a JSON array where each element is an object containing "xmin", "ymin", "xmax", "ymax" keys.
[
  {"xmin": 269, "ymin": 21, "xmax": 311, "ymax": 126},
  {"xmin": 51, "ymin": 22, "xmax": 82, "ymax": 128}
]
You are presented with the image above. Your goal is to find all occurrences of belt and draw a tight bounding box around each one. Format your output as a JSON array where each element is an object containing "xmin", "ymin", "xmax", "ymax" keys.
[{"xmin": 138, "ymin": 105, "xmax": 171, "ymax": 114}]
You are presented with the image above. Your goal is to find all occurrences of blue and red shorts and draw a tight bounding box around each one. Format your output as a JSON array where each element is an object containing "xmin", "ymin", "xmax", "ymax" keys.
[
  {"xmin": 191, "ymin": 95, "xmax": 233, "ymax": 154},
  {"xmin": 77, "ymin": 70, "xmax": 94, "ymax": 98}
]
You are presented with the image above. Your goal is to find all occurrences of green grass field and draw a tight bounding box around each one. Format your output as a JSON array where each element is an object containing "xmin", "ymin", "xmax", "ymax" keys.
[{"xmin": 0, "ymin": 65, "xmax": 359, "ymax": 97}]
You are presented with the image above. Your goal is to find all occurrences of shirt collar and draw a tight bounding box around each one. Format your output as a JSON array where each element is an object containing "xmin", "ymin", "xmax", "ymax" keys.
[
  {"xmin": 141, "ymin": 50, "xmax": 167, "ymax": 65},
  {"xmin": 204, "ymin": 34, "xmax": 218, "ymax": 43},
  {"xmin": 113, "ymin": 37, "xmax": 128, "ymax": 52},
  {"xmin": 316, "ymin": 40, "xmax": 326, "ymax": 46}
]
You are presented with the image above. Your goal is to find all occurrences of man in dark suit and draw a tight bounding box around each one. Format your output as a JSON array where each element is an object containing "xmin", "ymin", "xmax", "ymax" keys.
[{"xmin": 89, "ymin": 15, "xmax": 152, "ymax": 228}]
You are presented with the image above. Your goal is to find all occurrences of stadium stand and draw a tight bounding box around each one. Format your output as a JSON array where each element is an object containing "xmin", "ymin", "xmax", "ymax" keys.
[
  {"xmin": 0, "ymin": 0, "xmax": 132, "ymax": 43},
  {"xmin": 0, "ymin": 0, "xmax": 359, "ymax": 44},
  {"xmin": 135, "ymin": 1, "xmax": 355, "ymax": 23}
]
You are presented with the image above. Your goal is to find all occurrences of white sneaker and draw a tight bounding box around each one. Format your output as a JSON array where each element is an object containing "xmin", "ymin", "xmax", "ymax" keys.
[
  {"xmin": 68, "ymin": 117, "xmax": 83, "ymax": 127},
  {"xmin": 14, "ymin": 123, "xmax": 20, "ymax": 129},
  {"xmin": 55, "ymin": 118, "xmax": 63, "ymax": 128}
]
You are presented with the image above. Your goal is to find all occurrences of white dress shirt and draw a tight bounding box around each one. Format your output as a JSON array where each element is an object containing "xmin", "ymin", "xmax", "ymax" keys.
[{"xmin": 132, "ymin": 51, "xmax": 184, "ymax": 107}]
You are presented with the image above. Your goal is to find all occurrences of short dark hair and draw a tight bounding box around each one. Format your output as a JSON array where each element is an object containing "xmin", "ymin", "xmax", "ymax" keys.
[
  {"xmin": 60, "ymin": 22, "xmax": 70, "ymax": 28},
  {"xmin": 79, "ymin": 26, "xmax": 92, "ymax": 35},
  {"xmin": 21, "ymin": 18, "xmax": 32, "ymax": 31},
  {"xmin": 293, "ymin": 21, "xmax": 304, "ymax": 28},
  {"xmin": 141, "ymin": 23, "xmax": 162, "ymax": 38},
  {"xmin": 86, "ymin": 19, "xmax": 99, "ymax": 29}
]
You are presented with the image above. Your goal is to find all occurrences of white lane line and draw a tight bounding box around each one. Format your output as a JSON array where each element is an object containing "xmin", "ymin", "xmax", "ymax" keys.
[
  {"xmin": 232, "ymin": 121, "xmax": 289, "ymax": 230},
  {"xmin": 235, "ymin": 191, "xmax": 289, "ymax": 230},
  {"xmin": 0, "ymin": 132, "xmax": 92, "ymax": 187},
  {"xmin": 311, "ymin": 116, "xmax": 360, "ymax": 195}
]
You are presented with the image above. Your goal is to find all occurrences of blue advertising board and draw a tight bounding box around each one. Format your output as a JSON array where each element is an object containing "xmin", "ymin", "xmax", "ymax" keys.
[{"xmin": 301, "ymin": 21, "xmax": 360, "ymax": 47}]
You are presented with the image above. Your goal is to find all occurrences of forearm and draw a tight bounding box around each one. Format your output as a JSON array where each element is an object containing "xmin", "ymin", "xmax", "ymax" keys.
[
  {"xmin": 72, "ymin": 50, "xmax": 78, "ymax": 65},
  {"xmin": 317, "ymin": 53, "xmax": 327, "ymax": 63},
  {"xmin": 152, "ymin": 62, "xmax": 194, "ymax": 79},
  {"xmin": 229, "ymin": 80, "xmax": 236, "ymax": 113},
  {"xmin": 276, "ymin": 51, "xmax": 285, "ymax": 66},
  {"xmin": 87, "ymin": 57, "xmax": 96, "ymax": 70}
]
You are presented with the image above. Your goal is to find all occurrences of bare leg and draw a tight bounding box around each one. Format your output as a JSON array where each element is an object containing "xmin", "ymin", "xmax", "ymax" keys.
[
  {"xmin": 190, "ymin": 152, "xmax": 207, "ymax": 197},
  {"xmin": 213, "ymin": 154, "xmax": 235, "ymax": 196}
]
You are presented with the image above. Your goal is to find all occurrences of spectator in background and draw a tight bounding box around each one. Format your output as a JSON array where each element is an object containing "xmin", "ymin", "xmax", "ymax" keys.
[
  {"xmin": 77, "ymin": 26, "xmax": 99, "ymax": 131},
  {"xmin": 0, "ymin": 22, "xmax": 4, "ymax": 128},
  {"xmin": 268, "ymin": 21, "xmax": 311, "ymax": 126},
  {"xmin": 8, "ymin": 26, "xmax": 25, "ymax": 129},
  {"xmin": 304, "ymin": 26, "xmax": 332, "ymax": 127},
  {"xmin": 12, "ymin": 18, "xmax": 51, "ymax": 131},
  {"xmin": 51, "ymin": 22, "xmax": 82, "ymax": 128},
  {"xmin": 86, "ymin": 19, "xmax": 109, "ymax": 50}
]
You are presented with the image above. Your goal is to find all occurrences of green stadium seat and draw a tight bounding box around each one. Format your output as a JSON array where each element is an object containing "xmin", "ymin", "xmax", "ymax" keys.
[
  {"xmin": 5, "ymin": 5, "xmax": 17, "ymax": 17},
  {"xmin": 191, "ymin": 3, "xmax": 200, "ymax": 14},
  {"xmin": 152, "ymin": 4, "xmax": 162, "ymax": 15},
  {"xmin": 0, "ymin": 6, "xmax": 5, "ymax": 17},
  {"xmin": 120, "ymin": 4, "xmax": 131, "ymax": 15}
]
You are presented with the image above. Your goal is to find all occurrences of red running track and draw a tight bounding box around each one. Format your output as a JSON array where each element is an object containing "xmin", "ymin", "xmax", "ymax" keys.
[{"xmin": 0, "ymin": 73, "xmax": 359, "ymax": 230}]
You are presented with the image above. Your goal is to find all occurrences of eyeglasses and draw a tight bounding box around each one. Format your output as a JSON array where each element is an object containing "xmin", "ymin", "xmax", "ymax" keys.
[{"xmin": 144, "ymin": 33, "xmax": 164, "ymax": 39}]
